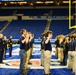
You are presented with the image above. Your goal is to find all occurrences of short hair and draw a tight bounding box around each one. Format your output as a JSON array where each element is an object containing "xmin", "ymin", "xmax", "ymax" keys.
[
  {"xmin": 47, "ymin": 30, "xmax": 52, "ymax": 34},
  {"xmin": 41, "ymin": 32, "xmax": 47, "ymax": 38},
  {"xmin": 31, "ymin": 34, "xmax": 34, "ymax": 37},
  {"xmin": 41, "ymin": 33, "xmax": 45, "ymax": 36},
  {"xmin": 70, "ymin": 35, "xmax": 74, "ymax": 39},
  {"xmin": 28, "ymin": 32, "xmax": 32, "ymax": 34},
  {"xmin": 46, "ymin": 30, "xmax": 52, "ymax": 37},
  {"xmin": 20, "ymin": 29, "xmax": 26, "ymax": 34}
]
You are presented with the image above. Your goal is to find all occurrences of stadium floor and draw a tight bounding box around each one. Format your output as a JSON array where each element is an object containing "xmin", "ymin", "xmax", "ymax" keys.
[{"xmin": 0, "ymin": 44, "xmax": 75, "ymax": 75}]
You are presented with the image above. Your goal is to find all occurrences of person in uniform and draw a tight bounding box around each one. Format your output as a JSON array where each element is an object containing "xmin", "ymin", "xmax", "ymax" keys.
[
  {"xmin": 3, "ymin": 36, "xmax": 7, "ymax": 59},
  {"xmin": 58, "ymin": 35, "xmax": 65, "ymax": 65},
  {"xmin": 55, "ymin": 36, "xmax": 60, "ymax": 58},
  {"xmin": 19, "ymin": 29, "xmax": 27, "ymax": 75},
  {"xmin": 68, "ymin": 35, "xmax": 75, "ymax": 70},
  {"xmin": 40, "ymin": 32, "xmax": 46, "ymax": 67},
  {"xmin": 44, "ymin": 31, "xmax": 53, "ymax": 75},
  {"xmin": 62, "ymin": 37, "xmax": 69, "ymax": 65},
  {"xmin": 8, "ymin": 36, "xmax": 13, "ymax": 57},
  {"xmin": 28, "ymin": 33, "xmax": 34, "ymax": 65},
  {"xmin": 22, "ymin": 32, "xmax": 31, "ymax": 74},
  {"xmin": 29, "ymin": 33, "xmax": 34, "ymax": 58},
  {"xmin": 70, "ymin": 34, "xmax": 76, "ymax": 74},
  {"xmin": 0, "ymin": 33, "xmax": 4, "ymax": 63}
]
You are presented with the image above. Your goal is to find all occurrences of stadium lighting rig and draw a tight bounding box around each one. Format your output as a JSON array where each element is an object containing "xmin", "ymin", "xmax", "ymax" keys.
[{"xmin": 0, "ymin": 0, "xmax": 75, "ymax": 6}]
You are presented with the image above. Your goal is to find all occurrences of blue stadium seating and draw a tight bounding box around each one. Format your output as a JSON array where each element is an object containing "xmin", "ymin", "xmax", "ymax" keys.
[
  {"xmin": 2, "ymin": 20, "xmax": 47, "ymax": 39},
  {"xmin": 50, "ymin": 20, "xmax": 72, "ymax": 39},
  {"xmin": 0, "ymin": 21, "xmax": 7, "ymax": 30}
]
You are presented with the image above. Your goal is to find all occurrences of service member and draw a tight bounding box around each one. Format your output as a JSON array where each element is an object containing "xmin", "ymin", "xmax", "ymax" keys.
[{"xmin": 44, "ymin": 31, "xmax": 53, "ymax": 75}]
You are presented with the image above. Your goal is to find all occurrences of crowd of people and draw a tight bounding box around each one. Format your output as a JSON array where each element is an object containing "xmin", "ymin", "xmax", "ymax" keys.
[
  {"xmin": 55, "ymin": 34, "xmax": 76, "ymax": 74},
  {"xmin": 0, "ymin": 34, "xmax": 13, "ymax": 63},
  {"xmin": 40, "ymin": 31, "xmax": 76, "ymax": 75},
  {"xmin": 19, "ymin": 29, "xmax": 53, "ymax": 75},
  {"xmin": 19, "ymin": 29, "xmax": 34, "ymax": 75},
  {"xmin": 0, "ymin": 29, "xmax": 34, "ymax": 75},
  {"xmin": 0, "ymin": 29, "xmax": 76, "ymax": 75}
]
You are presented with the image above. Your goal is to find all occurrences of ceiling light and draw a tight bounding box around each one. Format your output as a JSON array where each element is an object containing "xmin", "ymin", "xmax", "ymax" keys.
[
  {"xmin": 63, "ymin": 1, "xmax": 69, "ymax": 3},
  {"xmin": 73, "ymin": 1, "xmax": 76, "ymax": 3},
  {"xmin": 36, "ymin": 1, "xmax": 44, "ymax": 4},
  {"xmin": 45, "ymin": 1, "xmax": 53, "ymax": 3}
]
